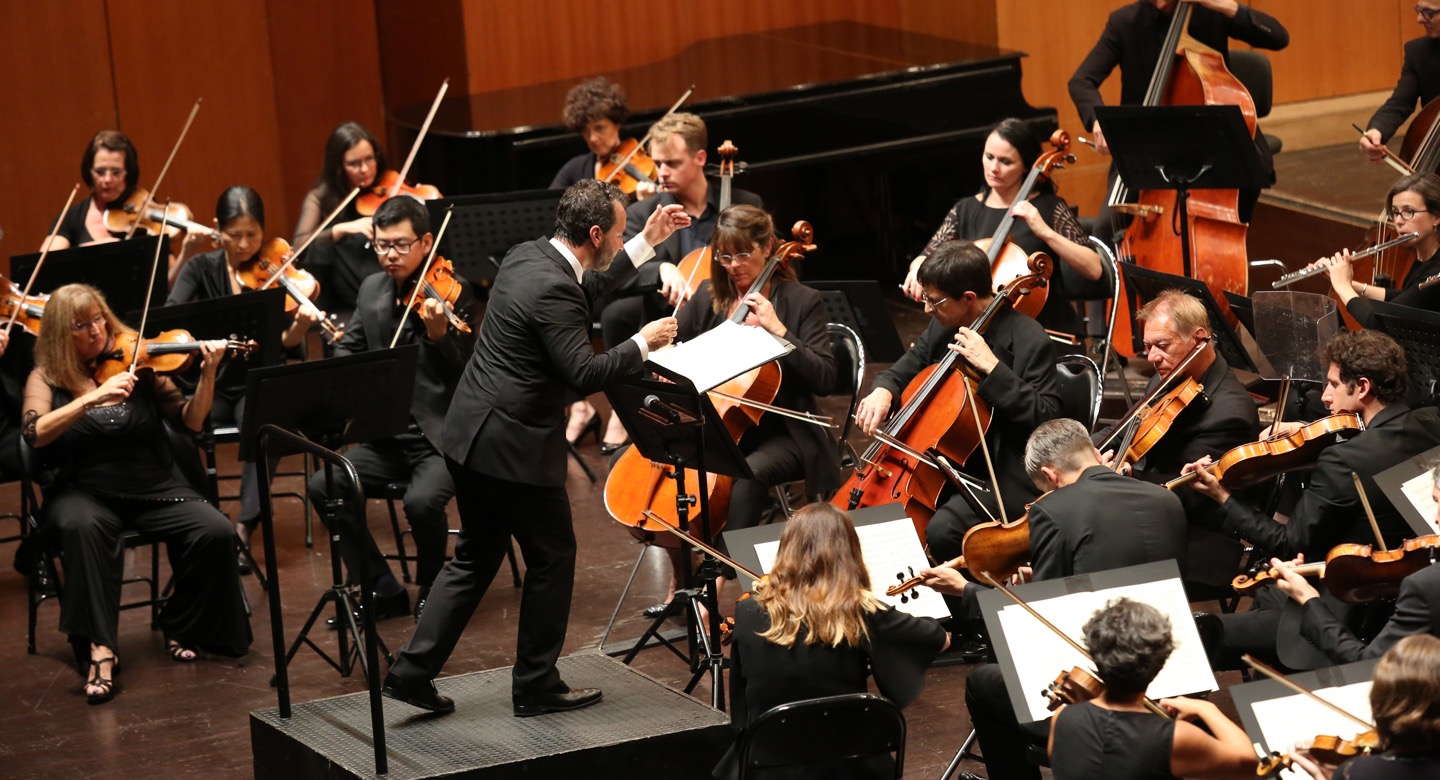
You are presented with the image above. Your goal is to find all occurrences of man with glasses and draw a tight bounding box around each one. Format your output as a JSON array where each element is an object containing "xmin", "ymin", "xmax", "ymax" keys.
[
  {"xmin": 1360, "ymin": 2, "xmax": 1440, "ymax": 164},
  {"xmin": 306, "ymin": 196, "xmax": 476, "ymax": 622}
]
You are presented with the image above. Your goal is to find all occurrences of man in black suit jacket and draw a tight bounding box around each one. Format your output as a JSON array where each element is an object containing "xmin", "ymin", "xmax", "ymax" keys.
[
  {"xmin": 1269, "ymin": 555, "xmax": 1440, "ymax": 664},
  {"xmin": 306, "ymin": 197, "xmax": 475, "ymax": 619},
  {"xmin": 1360, "ymin": 3, "xmax": 1440, "ymax": 163},
  {"xmin": 381, "ymin": 179, "xmax": 689, "ymax": 716},
  {"xmin": 1188, "ymin": 330, "xmax": 1440, "ymax": 669},
  {"xmin": 922, "ymin": 417, "xmax": 1189, "ymax": 780}
]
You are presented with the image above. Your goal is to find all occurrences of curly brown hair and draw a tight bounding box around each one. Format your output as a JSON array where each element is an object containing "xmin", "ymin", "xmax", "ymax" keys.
[
  {"xmin": 1319, "ymin": 330, "xmax": 1408, "ymax": 404},
  {"xmin": 562, "ymin": 77, "xmax": 628, "ymax": 132}
]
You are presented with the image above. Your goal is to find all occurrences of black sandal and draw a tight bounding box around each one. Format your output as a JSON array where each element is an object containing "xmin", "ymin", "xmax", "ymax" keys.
[
  {"xmin": 85, "ymin": 654, "xmax": 118, "ymax": 705},
  {"xmin": 166, "ymin": 638, "xmax": 199, "ymax": 663}
]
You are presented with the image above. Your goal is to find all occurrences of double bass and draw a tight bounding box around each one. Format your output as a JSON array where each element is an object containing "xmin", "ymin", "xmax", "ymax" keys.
[{"xmin": 1109, "ymin": 1, "xmax": 1255, "ymax": 357}]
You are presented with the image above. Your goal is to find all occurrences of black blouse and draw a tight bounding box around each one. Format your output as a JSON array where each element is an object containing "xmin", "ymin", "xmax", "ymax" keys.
[
  {"xmin": 1051, "ymin": 702, "xmax": 1177, "ymax": 780},
  {"xmin": 1346, "ymin": 249, "xmax": 1440, "ymax": 328}
]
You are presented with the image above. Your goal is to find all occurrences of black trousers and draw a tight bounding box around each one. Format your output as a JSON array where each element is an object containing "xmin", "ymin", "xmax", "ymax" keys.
[
  {"xmin": 965, "ymin": 662, "xmax": 1050, "ymax": 780},
  {"xmin": 713, "ymin": 431, "xmax": 805, "ymax": 577},
  {"xmin": 306, "ymin": 431, "xmax": 454, "ymax": 589},
  {"xmin": 47, "ymin": 491, "xmax": 251, "ymax": 656},
  {"xmin": 211, "ymin": 395, "xmax": 276, "ymax": 527},
  {"xmin": 389, "ymin": 460, "xmax": 574, "ymax": 695}
]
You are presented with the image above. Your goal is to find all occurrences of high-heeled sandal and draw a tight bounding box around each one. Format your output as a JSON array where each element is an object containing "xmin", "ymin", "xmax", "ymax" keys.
[
  {"xmin": 84, "ymin": 654, "xmax": 119, "ymax": 705},
  {"xmin": 569, "ymin": 414, "xmax": 601, "ymax": 447},
  {"xmin": 166, "ymin": 638, "xmax": 200, "ymax": 663}
]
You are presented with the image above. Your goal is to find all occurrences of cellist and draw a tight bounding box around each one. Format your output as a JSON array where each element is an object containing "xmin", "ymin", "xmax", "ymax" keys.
[
  {"xmin": 644, "ymin": 205, "xmax": 840, "ymax": 618},
  {"xmin": 1358, "ymin": 1, "xmax": 1440, "ymax": 165}
]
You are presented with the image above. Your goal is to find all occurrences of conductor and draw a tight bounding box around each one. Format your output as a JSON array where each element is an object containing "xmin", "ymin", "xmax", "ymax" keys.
[{"xmin": 382, "ymin": 179, "xmax": 689, "ymax": 716}]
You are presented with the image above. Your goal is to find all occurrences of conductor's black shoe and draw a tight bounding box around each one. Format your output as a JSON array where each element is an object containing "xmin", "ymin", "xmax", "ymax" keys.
[
  {"xmin": 381, "ymin": 673, "xmax": 455, "ymax": 714},
  {"xmin": 513, "ymin": 684, "xmax": 603, "ymax": 717}
]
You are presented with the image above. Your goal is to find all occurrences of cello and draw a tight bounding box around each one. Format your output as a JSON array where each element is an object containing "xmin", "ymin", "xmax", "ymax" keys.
[
  {"xmin": 977, "ymin": 129, "xmax": 1074, "ymax": 320},
  {"xmin": 1109, "ymin": 1, "xmax": 1254, "ymax": 357}
]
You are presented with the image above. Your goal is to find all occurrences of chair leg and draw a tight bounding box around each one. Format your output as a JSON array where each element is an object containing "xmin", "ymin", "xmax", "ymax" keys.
[
  {"xmin": 386, "ymin": 498, "xmax": 413, "ymax": 584},
  {"xmin": 938, "ymin": 729, "xmax": 982, "ymax": 780}
]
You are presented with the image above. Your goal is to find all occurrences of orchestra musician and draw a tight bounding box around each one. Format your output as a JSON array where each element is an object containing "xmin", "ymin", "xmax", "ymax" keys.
[
  {"xmin": 380, "ymin": 179, "xmax": 689, "ymax": 716},
  {"xmin": 1186, "ymin": 330, "xmax": 1440, "ymax": 669},
  {"xmin": 1045, "ymin": 599, "xmax": 1258, "ymax": 780},
  {"xmin": 715, "ymin": 504, "xmax": 948, "ymax": 780},
  {"xmin": 292, "ymin": 121, "xmax": 387, "ymax": 317},
  {"xmin": 1358, "ymin": 1, "xmax": 1440, "ymax": 164},
  {"xmin": 165, "ymin": 186, "xmax": 323, "ymax": 566},
  {"xmin": 901, "ymin": 118, "xmax": 1103, "ymax": 344},
  {"xmin": 926, "ymin": 420, "xmax": 1190, "ymax": 780},
  {"xmin": 568, "ymin": 112, "xmax": 764, "ymax": 452},
  {"xmin": 644, "ymin": 205, "xmax": 840, "ymax": 618},
  {"xmin": 21, "ymin": 284, "xmax": 250, "ymax": 704},
  {"xmin": 41, "ymin": 131, "xmax": 140, "ymax": 251},
  {"xmin": 1311, "ymin": 173, "xmax": 1440, "ymax": 327},
  {"xmin": 1325, "ymin": 634, "xmax": 1440, "ymax": 778},
  {"xmin": 550, "ymin": 76, "xmax": 653, "ymax": 199},
  {"xmin": 1068, "ymin": 0, "xmax": 1289, "ymax": 227},
  {"xmin": 305, "ymin": 196, "xmax": 475, "ymax": 623},
  {"xmin": 1096, "ymin": 290, "xmax": 1258, "ymax": 589}
]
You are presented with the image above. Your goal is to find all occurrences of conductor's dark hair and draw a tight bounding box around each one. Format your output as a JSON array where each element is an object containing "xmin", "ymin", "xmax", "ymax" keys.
[
  {"xmin": 555, "ymin": 179, "xmax": 626, "ymax": 245},
  {"xmin": 562, "ymin": 77, "xmax": 629, "ymax": 132},
  {"xmin": 317, "ymin": 121, "xmax": 387, "ymax": 213},
  {"xmin": 372, "ymin": 195, "xmax": 429, "ymax": 236},
  {"xmin": 81, "ymin": 130, "xmax": 139, "ymax": 193},
  {"xmin": 1083, "ymin": 598, "xmax": 1174, "ymax": 698},
  {"xmin": 1387, "ymin": 172, "xmax": 1440, "ymax": 215},
  {"xmin": 1319, "ymin": 329, "xmax": 1408, "ymax": 405},
  {"xmin": 215, "ymin": 186, "xmax": 265, "ymax": 230},
  {"xmin": 917, "ymin": 240, "xmax": 992, "ymax": 301}
]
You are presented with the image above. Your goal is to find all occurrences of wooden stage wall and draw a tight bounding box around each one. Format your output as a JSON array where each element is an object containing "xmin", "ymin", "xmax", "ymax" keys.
[{"xmin": 0, "ymin": 0, "xmax": 1421, "ymax": 257}]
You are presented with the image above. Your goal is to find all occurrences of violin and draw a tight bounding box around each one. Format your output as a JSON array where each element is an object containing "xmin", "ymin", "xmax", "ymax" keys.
[
  {"xmin": 402, "ymin": 255, "xmax": 471, "ymax": 334},
  {"xmin": 92, "ymin": 329, "xmax": 257, "ymax": 384},
  {"xmin": 355, "ymin": 170, "xmax": 442, "ymax": 216},
  {"xmin": 597, "ymin": 137, "xmax": 658, "ymax": 196},
  {"xmin": 1232, "ymin": 534, "xmax": 1440, "ymax": 604},
  {"xmin": 675, "ymin": 140, "xmax": 738, "ymax": 298},
  {"xmin": 1256, "ymin": 732, "xmax": 1381, "ymax": 777},
  {"xmin": 0, "ymin": 274, "xmax": 48, "ymax": 336},
  {"xmin": 975, "ymin": 129, "xmax": 1074, "ymax": 320},
  {"xmin": 232, "ymin": 238, "xmax": 343, "ymax": 343},
  {"xmin": 1166, "ymin": 413, "xmax": 1363, "ymax": 492},
  {"xmin": 103, "ymin": 189, "xmax": 219, "ymax": 256},
  {"xmin": 1097, "ymin": 339, "xmax": 1209, "ymax": 469},
  {"xmin": 1046, "ymin": 665, "xmax": 1106, "ymax": 711}
]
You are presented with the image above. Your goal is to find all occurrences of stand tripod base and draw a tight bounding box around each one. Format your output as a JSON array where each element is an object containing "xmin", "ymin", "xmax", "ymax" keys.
[{"xmin": 270, "ymin": 586, "xmax": 394, "ymax": 686}]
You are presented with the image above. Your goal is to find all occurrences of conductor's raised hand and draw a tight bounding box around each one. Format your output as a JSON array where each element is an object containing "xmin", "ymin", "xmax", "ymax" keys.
[
  {"xmin": 641, "ymin": 203, "xmax": 691, "ymax": 248},
  {"xmin": 639, "ymin": 316, "xmax": 678, "ymax": 351}
]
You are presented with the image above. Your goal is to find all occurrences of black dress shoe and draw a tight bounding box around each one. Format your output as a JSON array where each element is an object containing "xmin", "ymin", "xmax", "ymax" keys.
[
  {"xmin": 513, "ymin": 685, "xmax": 602, "ymax": 717},
  {"xmin": 642, "ymin": 602, "xmax": 675, "ymax": 619},
  {"xmin": 382, "ymin": 673, "xmax": 455, "ymax": 714},
  {"xmin": 598, "ymin": 439, "xmax": 630, "ymax": 456},
  {"xmin": 327, "ymin": 589, "xmax": 411, "ymax": 629}
]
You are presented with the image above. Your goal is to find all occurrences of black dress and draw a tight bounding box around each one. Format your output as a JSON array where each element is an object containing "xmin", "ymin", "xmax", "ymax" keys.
[
  {"xmin": 717, "ymin": 595, "xmax": 948, "ymax": 780},
  {"xmin": 55, "ymin": 195, "xmax": 127, "ymax": 246},
  {"xmin": 1051, "ymin": 702, "xmax": 1177, "ymax": 780},
  {"xmin": 1345, "ymin": 248, "xmax": 1440, "ymax": 328}
]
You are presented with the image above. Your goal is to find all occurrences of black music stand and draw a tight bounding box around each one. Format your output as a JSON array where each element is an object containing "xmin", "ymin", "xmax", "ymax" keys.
[
  {"xmin": 1095, "ymin": 105, "xmax": 1268, "ymax": 279},
  {"xmin": 602, "ymin": 371, "xmax": 751, "ymax": 710},
  {"xmin": 1232, "ymin": 658, "xmax": 1377, "ymax": 765},
  {"xmin": 1121, "ymin": 263, "xmax": 1258, "ymax": 372},
  {"xmin": 808, "ymin": 280, "xmax": 905, "ymax": 363},
  {"xmin": 426, "ymin": 189, "xmax": 563, "ymax": 283},
  {"xmin": 1369, "ymin": 299, "xmax": 1440, "ymax": 405},
  {"xmin": 10, "ymin": 235, "xmax": 168, "ymax": 315}
]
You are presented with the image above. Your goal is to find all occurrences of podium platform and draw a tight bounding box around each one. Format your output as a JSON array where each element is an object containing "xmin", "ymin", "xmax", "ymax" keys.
[{"xmin": 250, "ymin": 653, "xmax": 731, "ymax": 779}]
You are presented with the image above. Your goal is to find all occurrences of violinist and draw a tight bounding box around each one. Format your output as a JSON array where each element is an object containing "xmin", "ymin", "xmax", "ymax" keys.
[
  {"xmin": 1068, "ymin": 0, "xmax": 1288, "ymax": 227},
  {"xmin": 901, "ymin": 118, "xmax": 1102, "ymax": 343},
  {"xmin": 1312, "ymin": 173, "xmax": 1440, "ymax": 327},
  {"xmin": 306, "ymin": 196, "xmax": 475, "ymax": 622},
  {"xmin": 646, "ymin": 205, "xmax": 840, "ymax": 617},
  {"xmin": 1358, "ymin": 2, "xmax": 1440, "ymax": 165},
  {"xmin": 166, "ymin": 186, "xmax": 323, "ymax": 561},
  {"xmin": 714, "ymin": 504, "xmax": 948, "ymax": 780},
  {"xmin": 550, "ymin": 76, "xmax": 653, "ymax": 199},
  {"xmin": 1325, "ymin": 634, "xmax": 1440, "ymax": 778},
  {"xmin": 41, "ymin": 130, "xmax": 139, "ymax": 250},
  {"xmin": 858, "ymin": 240, "xmax": 1062, "ymax": 577},
  {"xmin": 293, "ymin": 121, "xmax": 387, "ymax": 317},
  {"xmin": 571, "ymin": 112, "xmax": 763, "ymax": 451},
  {"xmin": 1187, "ymin": 330, "xmax": 1440, "ymax": 669},
  {"xmin": 20, "ymin": 284, "xmax": 250, "ymax": 703}
]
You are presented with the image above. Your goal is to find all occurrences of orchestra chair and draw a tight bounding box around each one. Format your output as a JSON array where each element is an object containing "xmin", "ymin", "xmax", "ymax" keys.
[
  {"xmin": 1056, "ymin": 353, "xmax": 1103, "ymax": 432},
  {"xmin": 369, "ymin": 479, "xmax": 521, "ymax": 588},
  {"xmin": 1228, "ymin": 50, "xmax": 1281, "ymax": 155},
  {"xmin": 736, "ymin": 693, "xmax": 906, "ymax": 780},
  {"xmin": 200, "ymin": 421, "xmax": 309, "ymax": 584},
  {"xmin": 772, "ymin": 322, "xmax": 866, "ymax": 519}
]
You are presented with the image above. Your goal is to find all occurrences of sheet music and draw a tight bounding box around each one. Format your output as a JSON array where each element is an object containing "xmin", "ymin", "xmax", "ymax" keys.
[
  {"xmin": 752, "ymin": 516, "xmax": 949, "ymax": 620},
  {"xmin": 1250, "ymin": 682, "xmax": 1373, "ymax": 780},
  {"xmin": 1399, "ymin": 468, "xmax": 1440, "ymax": 534},
  {"xmin": 647, "ymin": 319, "xmax": 792, "ymax": 392},
  {"xmin": 996, "ymin": 576, "xmax": 1217, "ymax": 723}
]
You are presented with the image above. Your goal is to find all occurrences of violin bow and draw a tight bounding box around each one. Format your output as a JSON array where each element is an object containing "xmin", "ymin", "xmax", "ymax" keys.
[
  {"xmin": 125, "ymin": 98, "xmax": 203, "ymax": 240},
  {"xmin": 1351, "ymin": 123, "xmax": 1414, "ymax": 176},
  {"xmin": 390, "ymin": 78, "xmax": 449, "ymax": 198},
  {"xmin": 980, "ymin": 571, "xmax": 1171, "ymax": 718},
  {"xmin": 129, "ymin": 200, "xmax": 172, "ymax": 374},
  {"xmin": 1241, "ymin": 654, "xmax": 1376, "ymax": 733},
  {"xmin": 259, "ymin": 187, "xmax": 360, "ymax": 291},
  {"xmin": 391, "ymin": 205, "xmax": 455, "ymax": 349},
  {"xmin": 6, "ymin": 184, "xmax": 80, "ymax": 335},
  {"xmin": 604, "ymin": 84, "xmax": 694, "ymax": 185},
  {"xmin": 639, "ymin": 509, "xmax": 761, "ymax": 581},
  {"xmin": 1097, "ymin": 337, "xmax": 1210, "ymax": 453},
  {"xmin": 1351, "ymin": 472, "xmax": 1389, "ymax": 552}
]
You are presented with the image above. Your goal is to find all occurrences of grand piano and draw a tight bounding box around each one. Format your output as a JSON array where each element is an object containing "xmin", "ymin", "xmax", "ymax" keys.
[{"xmin": 394, "ymin": 22, "xmax": 1056, "ymax": 281}]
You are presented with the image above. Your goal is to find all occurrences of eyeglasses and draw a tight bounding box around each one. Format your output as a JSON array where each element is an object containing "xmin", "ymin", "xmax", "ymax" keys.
[
  {"xmin": 71, "ymin": 312, "xmax": 105, "ymax": 333},
  {"xmin": 920, "ymin": 293, "xmax": 949, "ymax": 308},
  {"xmin": 344, "ymin": 155, "xmax": 376, "ymax": 172},
  {"xmin": 90, "ymin": 167, "xmax": 125, "ymax": 180},
  {"xmin": 716, "ymin": 252, "xmax": 754, "ymax": 267},
  {"xmin": 1389, "ymin": 206, "xmax": 1431, "ymax": 221},
  {"xmin": 370, "ymin": 239, "xmax": 416, "ymax": 255},
  {"xmin": 1418, "ymin": 5, "xmax": 1440, "ymax": 21}
]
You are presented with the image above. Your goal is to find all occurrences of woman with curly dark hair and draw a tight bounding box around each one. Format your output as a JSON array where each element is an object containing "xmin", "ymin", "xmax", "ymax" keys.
[{"xmin": 550, "ymin": 76, "xmax": 651, "ymax": 196}]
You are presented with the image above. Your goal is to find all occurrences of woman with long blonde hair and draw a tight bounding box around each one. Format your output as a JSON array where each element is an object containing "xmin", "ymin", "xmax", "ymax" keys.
[{"xmin": 716, "ymin": 503, "xmax": 948, "ymax": 779}]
